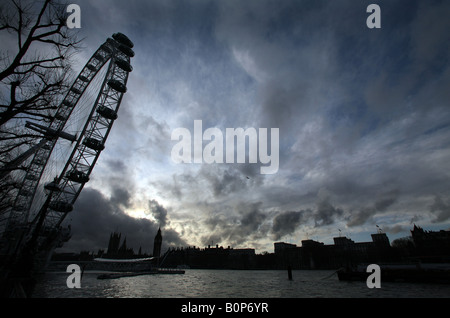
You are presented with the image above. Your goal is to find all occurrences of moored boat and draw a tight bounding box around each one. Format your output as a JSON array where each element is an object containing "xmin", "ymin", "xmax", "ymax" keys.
[{"xmin": 337, "ymin": 263, "xmax": 450, "ymax": 284}]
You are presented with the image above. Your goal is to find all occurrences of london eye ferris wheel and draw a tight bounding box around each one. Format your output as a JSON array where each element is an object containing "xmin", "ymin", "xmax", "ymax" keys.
[{"xmin": 0, "ymin": 32, "xmax": 134, "ymax": 263}]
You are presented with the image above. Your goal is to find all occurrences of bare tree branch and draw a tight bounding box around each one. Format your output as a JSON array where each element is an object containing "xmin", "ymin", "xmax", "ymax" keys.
[
  {"xmin": 0, "ymin": 0, "xmax": 83, "ymax": 203},
  {"xmin": 0, "ymin": 0, "xmax": 81, "ymax": 126}
]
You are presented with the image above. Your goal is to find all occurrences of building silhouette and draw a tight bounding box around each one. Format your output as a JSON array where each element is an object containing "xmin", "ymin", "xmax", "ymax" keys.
[
  {"xmin": 107, "ymin": 232, "xmax": 121, "ymax": 255},
  {"xmin": 410, "ymin": 224, "xmax": 450, "ymax": 262},
  {"xmin": 274, "ymin": 231, "xmax": 394, "ymax": 270},
  {"xmin": 99, "ymin": 228, "xmax": 164, "ymax": 261},
  {"xmin": 153, "ymin": 228, "xmax": 163, "ymax": 265},
  {"xmin": 104, "ymin": 232, "xmax": 137, "ymax": 259},
  {"xmin": 49, "ymin": 225, "xmax": 450, "ymax": 270}
]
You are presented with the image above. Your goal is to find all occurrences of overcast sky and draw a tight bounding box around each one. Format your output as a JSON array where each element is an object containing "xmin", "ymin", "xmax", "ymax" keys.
[{"xmin": 23, "ymin": 0, "xmax": 450, "ymax": 254}]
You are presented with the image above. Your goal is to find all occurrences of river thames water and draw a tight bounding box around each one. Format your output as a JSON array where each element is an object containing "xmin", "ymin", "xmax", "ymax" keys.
[{"xmin": 31, "ymin": 269, "xmax": 450, "ymax": 298}]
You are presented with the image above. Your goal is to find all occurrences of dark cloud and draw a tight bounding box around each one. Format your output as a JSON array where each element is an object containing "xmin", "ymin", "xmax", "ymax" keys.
[
  {"xmin": 382, "ymin": 224, "xmax": 406, "ymax": 235},
  {"xmin": 202, "ymin": 165, "xmax": 257, "ymax": 198},
  {"xmin": 314, "ymin": 197, "xmax": 344, "ymax": 227},
  {"xmin": 199, "ymin": 202, "xmax": 270, "ymax": 248},
  {"xmin": 147, "ymin": 199, "xmax": 168, "ymax": 227},
  {"xmin": 155, "ymin": 163, "xmax": 264, "ymax": 205},
  {"xmin": 347, "ymin": 206, "xmax": 376, "ymax": 228},
  {"xmin": 271, "ymin": 197, "xmax": 345, "ymax": 241},
  {"xmin": 206, "ymin": 168, "xmax": 245, "ymax": 197},
  {"xmin": 347, "ymin": 191, "xmax": 399, "ymax": 227},
  {"xmin": 60, "ymin": 188, "xmax": 186, "ymax": 253},
  {"xmin": 238, "ymin": 203, "xmax": 266, "ymax": 233},
  {"xmin": 430, "ymin": 195, "xmax": 450, "ymax": 223},
  {"xmin": 105, "ymin": 159, "xmax": 127, "ymax": 173},
  {"xmin": 272, "ymin": 210, "xmax": 307, "ymax": 241},
  {"xmin": 110, "ymin": 186, "xmax": 132, "ymax": 208}
]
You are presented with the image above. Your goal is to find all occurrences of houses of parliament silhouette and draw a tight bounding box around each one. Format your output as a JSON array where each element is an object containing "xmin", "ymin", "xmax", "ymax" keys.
[{"xmin": 103, "ymin": 227, "xmax": 163, "ymax": 260}]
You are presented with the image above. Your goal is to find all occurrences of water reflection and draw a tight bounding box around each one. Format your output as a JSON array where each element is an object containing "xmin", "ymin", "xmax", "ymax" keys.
[{"xmin": 32, "ymin": 269, "xmax": 450, "ymax": 298}]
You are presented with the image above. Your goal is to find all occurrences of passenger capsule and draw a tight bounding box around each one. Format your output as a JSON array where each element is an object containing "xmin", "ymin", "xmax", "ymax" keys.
[
  {"xmin": 97, "ymin": 106, "xmax": 118, "ymax": 120},
  {"xmin": 79, "ymin": 75, "xmax": 89, "ymax": 82},
  {"xmin": 87, "ymin": 64, "xmax": 97, "ymax": 71},
  {"xmin": 100, "ymin": 43, "xmax": 112, "ymax": 54},
  {"xmin": 70, "ymin": 87, "xmax": 82, "ymax": 95},
  {"xmin": 115, "ymin": 59, "xmax": 133, "ymax": 72},
  {"xmin": 63, "ymin": 100, "xmax": 74, "ymax": 108},
  {"xmin": 67, "ymin": 170, "xmax": 90, "ymax": 183},
  {"xmin": 107, "ymin": 79, "xmax": 127, "ymax": 93},
  {"xmin": 117, "ymin": 44, "xmax": 135, "ymax": 58},
  {"xmin": 94, "ymin": 52, "xmax": 105, "ymax": 62},
  {"xmin": 34, "ymin": 158, "xmax": 45, "ymax": 165},
  {"xmin": 54, "ymin": 113, "xmax": 68, "ymax": 121},
  {"xmin": 83, "ymin": 137, "xmax": 105, "ymax": 151},
  {"xmin": 112, "ymin": 33, "xmax": 134, "ymax": 48}
]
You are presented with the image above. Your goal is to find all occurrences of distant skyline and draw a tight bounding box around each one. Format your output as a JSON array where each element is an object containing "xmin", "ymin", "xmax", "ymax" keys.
[{"xmin": 4, "ymin": 0, "xmax": 449, "ymax": 255}]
